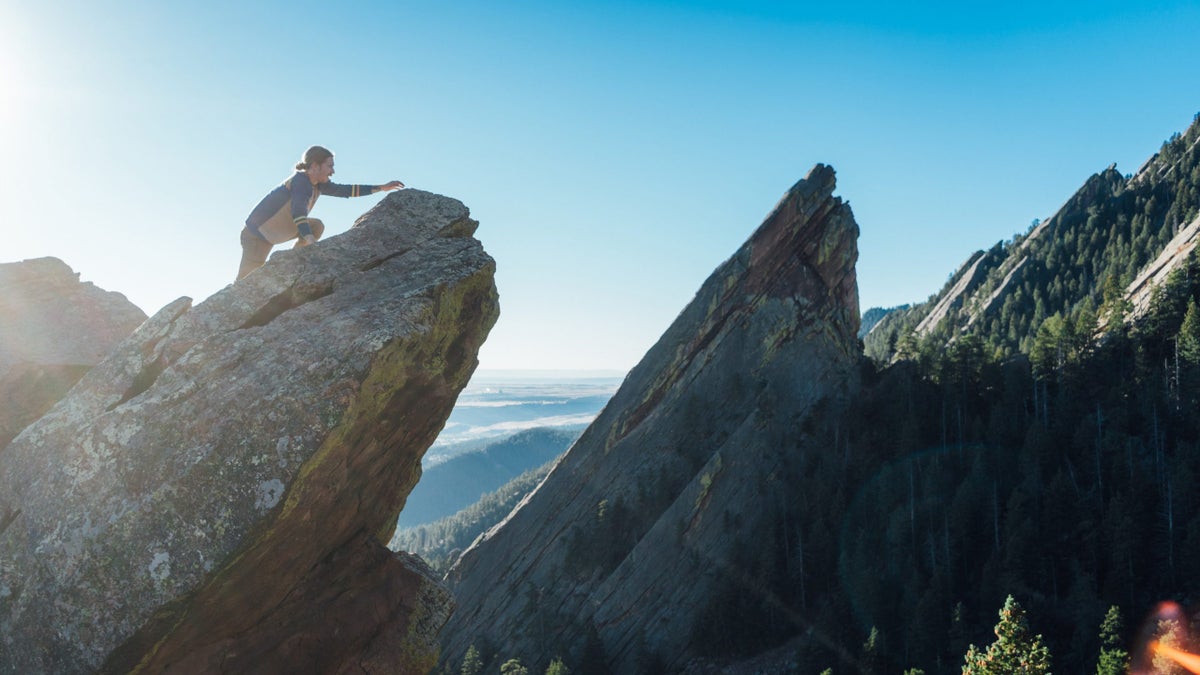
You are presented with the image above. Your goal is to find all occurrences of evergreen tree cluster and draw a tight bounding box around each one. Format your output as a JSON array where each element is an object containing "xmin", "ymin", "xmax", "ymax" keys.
[
  {"xmin": 435, "ymin": 260, "xmax": 1200, "ymax": 672},
  {"xmin": 683, "ymin": 262, "xmax": 1200, "ymax": 673}
]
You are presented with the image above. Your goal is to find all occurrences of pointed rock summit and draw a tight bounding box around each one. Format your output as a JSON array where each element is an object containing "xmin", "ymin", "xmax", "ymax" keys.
[
  {"xmin": 0, "ymin": 258, "xmax": 147, "ymax": 449},
  {"xmin": 441, "ymin": 164, "xmax": 861, "ymax": 672},
  {"xmin": 0, "ymin": 190, "xmax": 498, "ymax": 673}
]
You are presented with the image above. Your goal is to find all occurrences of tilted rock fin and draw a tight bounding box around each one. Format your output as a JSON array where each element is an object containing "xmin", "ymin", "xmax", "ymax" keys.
[
  {"xmin": 441, "ymin": 164, "xmax": 861, "ymax": 672},
  {"xmin": 0, "ymin": 189, "xmax": 498, "ymax": 674}
]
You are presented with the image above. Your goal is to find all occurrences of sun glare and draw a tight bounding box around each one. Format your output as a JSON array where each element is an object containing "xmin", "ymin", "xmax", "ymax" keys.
[
  {"xmin": 0, "ymin": 48, "xmax": 26, "ymax": 126},
  {"xmin": 0, "ymin": 14, "xmax": 36, "ymax": 129}
]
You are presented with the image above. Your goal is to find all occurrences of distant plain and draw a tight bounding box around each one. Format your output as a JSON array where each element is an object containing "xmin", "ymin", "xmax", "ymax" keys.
[{"xmin": 425, "ymin": 370, "xmax": 622, "ymax": 465}]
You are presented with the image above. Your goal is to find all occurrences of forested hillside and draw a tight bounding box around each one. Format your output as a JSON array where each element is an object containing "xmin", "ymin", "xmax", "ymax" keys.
[
  {"xmin": 692, "ymin": 116, "xmax": 1200, "ymax": 673},
  {"xmin": 694, "ymin": 254, "xmax": 1200, "ymax": 673},
  {"xmin": 397, "ymin": 427, "xmax": 579, "ymax": 528},
  {"xmin": 866, "ymin": 114, "xmax": 1200, "ymax": 362},
  {"xmin": 391, "ymin": 461, "xmax": 557, "ymax": 573}
]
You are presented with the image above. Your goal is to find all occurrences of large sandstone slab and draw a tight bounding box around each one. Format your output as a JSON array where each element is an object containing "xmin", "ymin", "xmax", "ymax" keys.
[
  {"xmin": 0, "ymin": 190, "xmax": 498, "ymax": 673},
  {"xmin": 442, "ymin": 165, "xmax": 860, "ymax": 672}
]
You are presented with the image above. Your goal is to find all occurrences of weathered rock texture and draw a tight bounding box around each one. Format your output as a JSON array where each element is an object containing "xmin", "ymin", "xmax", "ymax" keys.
[
  {"xmin": 0, "ymin": 258, "xmax": 146, "ymax": 449},
  {"xmin": 441, "ymin": 164, "xmax": 860, "ymax": 673},
  {"xmin": 0, "ymin": 190, "xmax": 498, "ymax": 674}
]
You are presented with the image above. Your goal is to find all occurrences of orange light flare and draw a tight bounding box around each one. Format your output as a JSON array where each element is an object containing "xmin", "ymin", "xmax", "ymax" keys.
[
  {"xmin": 1151, "ymin": 640, "xmax": 1200, "ymax": 674},
  {"xmin": 1130, "ymin": 601, "xmax": 1200, "ymax": 675}
]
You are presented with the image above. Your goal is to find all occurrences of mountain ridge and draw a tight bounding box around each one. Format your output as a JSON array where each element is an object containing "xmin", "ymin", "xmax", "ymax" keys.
[{"xmin": 865, "ymin": 114, "xmax": 1200, "ymax": 360}]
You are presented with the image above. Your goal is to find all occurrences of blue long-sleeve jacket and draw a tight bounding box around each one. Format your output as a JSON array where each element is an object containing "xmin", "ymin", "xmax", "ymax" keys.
[{"xmin": 246, "ymin": 172, "xmax": 377, "ymax": 239}]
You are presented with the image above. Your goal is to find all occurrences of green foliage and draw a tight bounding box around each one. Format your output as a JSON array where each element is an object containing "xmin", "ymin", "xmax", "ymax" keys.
[
  {"xmin": 1096, "ymin": 606, "xmax": 1128, "ymax": 675},
  {"xmin": 1153, "ymin": 619, "xmax": 1189, "ymax": 675},
  {"xmin": 500, "ymin": 658, "xmax": 529, "ymax": 675},
  {"xmin": 731, "ymin": 272, "xmax": 1200, "ymax": 673},
  {"xmin": 862, "ymin": 626, "xmax": 885, "ymax": 675},
  {"xmin": 1180, "ymin": 298, "xmax": 1200, "ymax": 364},
  {"xmin": 544, "ymin": 658, "xmax": 570, "ymax": 675},
  {"xmin": 1102, "ymin": 274, "xmax": 1133, "ymax": 328},
  {"xmin": 461, "ymin": 645, "xmax": 483, "ymax": 675},
  {"xmin": 962, "ymin": 596, "xmax": 1051, "ymax": 674}
]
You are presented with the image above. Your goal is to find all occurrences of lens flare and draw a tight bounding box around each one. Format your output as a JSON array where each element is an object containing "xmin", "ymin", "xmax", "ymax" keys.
[
  {"xmin": 1151, "ymin": 640, "xmax": 1200, "ymax": 674},
  {"xmin": 1130, "ymin": 601, "xmax": 1200, "ymax": 675}
]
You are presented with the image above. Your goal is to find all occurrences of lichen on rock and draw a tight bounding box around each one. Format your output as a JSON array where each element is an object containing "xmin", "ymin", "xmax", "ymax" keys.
[{"xmin": 0, "ymin": 189, "xmax": 498, "ymax": 674}]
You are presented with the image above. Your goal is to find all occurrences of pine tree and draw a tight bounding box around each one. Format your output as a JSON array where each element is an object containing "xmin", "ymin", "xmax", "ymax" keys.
[
  {"xmin": 1153, "ymin": 619, "xmax": 1188, "ymax": 675},
  {"xmin": 1096, "ymin": 605, "xmax": 1128, "ymax": 675},
  {"xmin": 545, "ymin": 658, "xmax": 570, "ymax": 675},
  {"xmin": 862, "ymin": 626, "xmax": 885, "ymax": 674},
  {"xmin": 962, "ymin": 595, "xmax": 1052, "ymax": 674},
  {"xmin": 461, "ymin": 645, "xmax": 483, "ymax": 675},
  {"xmin": 501, "ymin": 658, "xmax": 530, "ymax": 675},
  {"xmin": 1101, "ymin": 274, "xmax": 1131, "ymax": 329},
  {"xmin": 1180, "ymin": 298, "xmax": 1200, "ymax": 364}
]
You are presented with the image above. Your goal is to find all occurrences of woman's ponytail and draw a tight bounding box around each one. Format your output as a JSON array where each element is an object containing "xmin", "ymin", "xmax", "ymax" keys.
[{"xmin": 297, "ymin": 145, "xmax": 333, "ymax": 171}]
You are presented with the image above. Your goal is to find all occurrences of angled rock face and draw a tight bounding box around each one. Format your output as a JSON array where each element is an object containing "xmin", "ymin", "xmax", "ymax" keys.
[
  {"xmin": 441, "ymin": 165, "xmax": 860, "ymax": 673},
  {"xmin": 1125, "ymin": 213, "xmax": 1200, "ymax": 320},
  {"xmin": 0, "ymin": 190, "xmax": 498, "ymax": 674},
  {"xmin": 913, "ymin": 249, "xmax": 993, "ymax": 337},
  {"xmin": 0, "ymin": 258, "xmax": 147, "ymax": 449}
]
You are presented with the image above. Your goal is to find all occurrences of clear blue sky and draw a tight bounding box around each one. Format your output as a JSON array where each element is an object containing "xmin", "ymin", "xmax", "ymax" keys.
[{"xmin": 3, "ymin": 0, "xmax": 1199, "ymax": 371}]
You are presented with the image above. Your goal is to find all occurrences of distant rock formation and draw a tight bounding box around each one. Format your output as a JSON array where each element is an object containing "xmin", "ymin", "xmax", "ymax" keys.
[
  {"xmin": 859, "ymin": 304, "xmax": 908, "ymax": 339},
  {"xmin": 912, "ymin": 249, "xmax": 994, "ymax": 337},
  {"xmin": 0, "ymin": 190, "xmax": 498, "ymax": 674},
  {"xmin": 964, "ymin": 167, "xmax": 1124, "ymax": 330},
  {"xmin": 440, "ymin": 164, "xmax": 861, "ymax": 672},
  {"xmin": 1125, "ymin": 213, "xmax": 1200, "ymax": 320},
  {"xmin": 877, "ymin": 166, "xmax": 1126, "ymax": 350},
  {"xmin": 0, "ymin": 258, "xmax": 146, "ymax": 449},
  {"xmin": 863, "ymin": 118, "xmax": 1200, "ymax": 360}
]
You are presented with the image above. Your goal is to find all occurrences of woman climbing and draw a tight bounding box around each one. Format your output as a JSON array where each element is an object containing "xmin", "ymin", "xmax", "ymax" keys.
[{"xmin": 237, "ymin": 145, "xmax": 404, "ymax": 280}]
